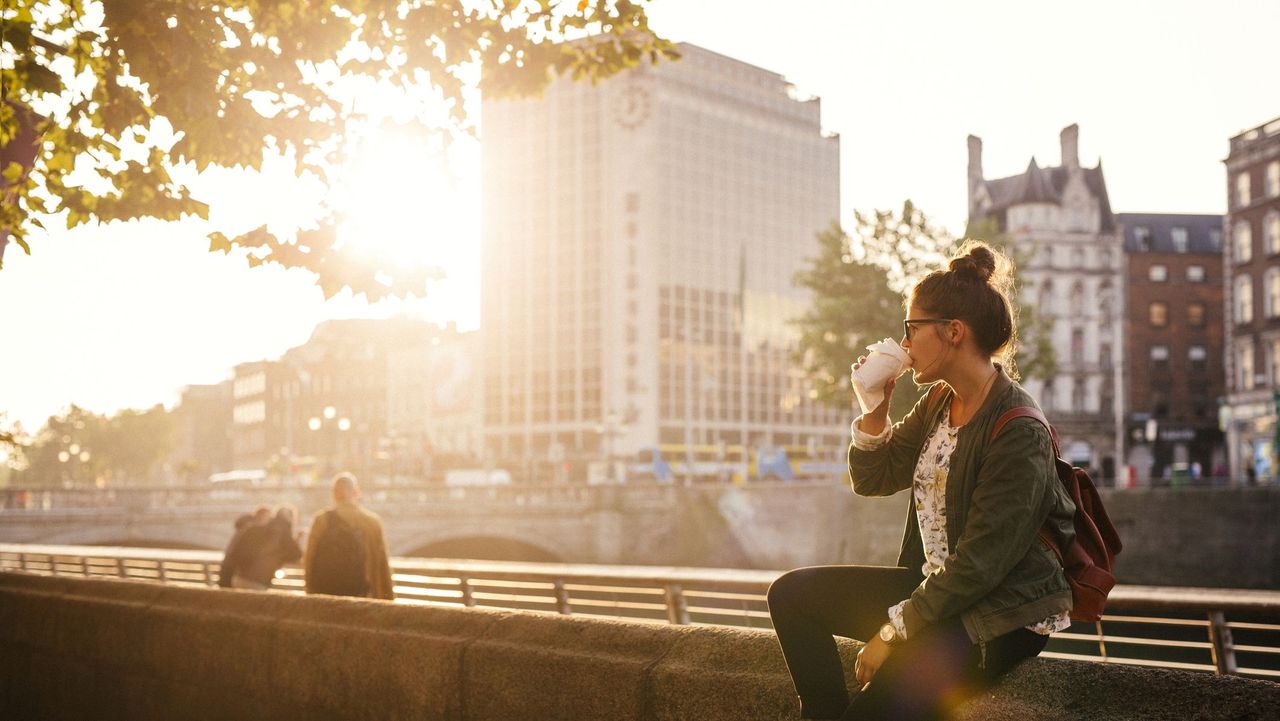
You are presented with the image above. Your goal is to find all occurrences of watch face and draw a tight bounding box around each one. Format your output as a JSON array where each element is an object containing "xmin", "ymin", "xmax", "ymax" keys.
[
  {"xmin": 879, "ymin": 623, "xmax": 895, "ymax": 643},
  {"xmin": 614, "ymin": 85, "xmax": 650, "ymax": 130}
]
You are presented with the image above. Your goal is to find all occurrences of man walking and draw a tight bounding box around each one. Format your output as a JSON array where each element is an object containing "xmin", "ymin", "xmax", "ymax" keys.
[{"xmin": 304, "ymin": 473, "xmax": 394, "ymax": 600}]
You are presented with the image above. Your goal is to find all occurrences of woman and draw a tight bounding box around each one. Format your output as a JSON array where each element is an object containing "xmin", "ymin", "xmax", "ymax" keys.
[{"xmin": 767, "ymin": 241, "xmax": 1077, "ymax": 721}]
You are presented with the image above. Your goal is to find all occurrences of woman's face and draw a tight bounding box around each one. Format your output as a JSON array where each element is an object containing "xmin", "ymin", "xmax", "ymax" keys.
[{"xmin": 902, "ymin": 304, "xmax": 953, "ymax": 384}]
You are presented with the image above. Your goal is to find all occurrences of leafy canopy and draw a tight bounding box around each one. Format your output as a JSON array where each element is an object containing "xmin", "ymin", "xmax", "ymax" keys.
[
  {"xmin": 11, "ymin": 403, "xmax": 175, "ymax": 486},
  {"xmin": 0, "ymin": 0, "xmax": 674, "ymax": 299}
]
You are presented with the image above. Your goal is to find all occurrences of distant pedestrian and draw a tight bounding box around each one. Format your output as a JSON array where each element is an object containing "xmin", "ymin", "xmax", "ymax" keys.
[
  {"xmin": 1246, "ymin": 464, "xmax": 1258, "ymax": 487},
  {"xmin": 217, "ymin": 505, "xmax": 272, "ymax": 588},
  {"xmin": 304, "ymin": 473, "xmax": 394, "ymax": 600},
  {"xmin": 227, "ymin": 505, "xmax": 303, "ymax": 591}
]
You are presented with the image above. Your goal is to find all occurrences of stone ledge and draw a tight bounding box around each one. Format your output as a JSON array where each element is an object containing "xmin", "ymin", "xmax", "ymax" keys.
[{"xmin": 0, "ymin": 572, "xmax": 1276, "ymax": 720}]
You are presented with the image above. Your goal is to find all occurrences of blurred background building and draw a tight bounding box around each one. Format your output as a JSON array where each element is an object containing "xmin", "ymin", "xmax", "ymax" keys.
[
  {"xmin": 1117, "ymin": 213, "xmax": 1224, "ymax": 484},
  {"xmin": 967, "ymin": 124, "xmax": 1125, "ymax": 478},
  {"xmin": 1223, "ymin": 116, "xmax": 1280, "ymax": 481},
  {"xmin": 479, "ymin": 43, "xmax": 846, "ymax": 483}
]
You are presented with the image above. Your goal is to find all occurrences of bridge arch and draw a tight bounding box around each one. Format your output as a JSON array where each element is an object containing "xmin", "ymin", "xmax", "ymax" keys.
[{"xmin": 397, "ymin": 534, "xmax": 564, "ymax": 563}]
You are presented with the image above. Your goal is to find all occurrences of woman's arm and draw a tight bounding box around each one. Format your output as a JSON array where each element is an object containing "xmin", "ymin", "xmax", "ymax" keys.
[
  {"xmin": 897, "ymin": 419, "xmax": 1056, "ymax": 636},
  {"xmin": 846, "ymin": 385, "xmax": 939, "ymax": 497}
]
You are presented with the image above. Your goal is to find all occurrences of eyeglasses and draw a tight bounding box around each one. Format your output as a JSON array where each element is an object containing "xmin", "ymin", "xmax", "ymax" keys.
[{"xmin": 903, "ymin": 318, "xmax": 954, "ymax": 340}]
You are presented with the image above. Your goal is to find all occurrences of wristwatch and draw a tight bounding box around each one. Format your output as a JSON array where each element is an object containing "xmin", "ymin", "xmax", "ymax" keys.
[{"xmin": 878, "ymin": 622, "xmax": 901, "ymax": 646}]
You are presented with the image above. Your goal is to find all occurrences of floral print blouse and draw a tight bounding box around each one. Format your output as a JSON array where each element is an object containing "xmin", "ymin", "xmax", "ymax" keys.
[{"xmin": 854, "ymin": 409, "xmax": 1071, "ymax": 639}]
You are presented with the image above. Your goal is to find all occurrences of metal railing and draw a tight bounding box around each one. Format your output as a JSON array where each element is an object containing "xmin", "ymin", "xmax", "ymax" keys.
[{"xmin": 2, "ymin": 543, "xmax": 1278, "ymax": 681}]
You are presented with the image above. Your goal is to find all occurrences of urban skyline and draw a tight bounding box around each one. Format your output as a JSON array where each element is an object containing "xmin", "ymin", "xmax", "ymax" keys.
[{"xmin": 2, "ymin": 1, "xmax": 1279, "ymax": 438}]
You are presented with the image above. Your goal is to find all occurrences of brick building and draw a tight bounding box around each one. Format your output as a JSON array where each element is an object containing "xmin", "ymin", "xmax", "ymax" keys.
[
  {"xmin": 1117, "ymin": 213, "xmax": 1224, "ymax": 483},
  {"xmin": 1223, "ymin": 116, "xmax": 1280, "ymax": 482}
]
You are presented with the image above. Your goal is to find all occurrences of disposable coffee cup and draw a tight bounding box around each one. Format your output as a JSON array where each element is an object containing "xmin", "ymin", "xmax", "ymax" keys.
[{"xmin": 851, "ymin": 338, "xmax": 910, "ymax": 412}]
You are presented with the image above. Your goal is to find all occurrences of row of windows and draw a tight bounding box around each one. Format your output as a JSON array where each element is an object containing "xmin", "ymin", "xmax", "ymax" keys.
[
  {"xmin": 1149, "ymin": 345, "xmax": 1209, "ymax": 363},
  {"xmin": 1131, "ymin": 226, "xmax": 1221, "ymax": 253},
  {"xmin": 1147, "ymin": 264, "xmax": 1207, "ymax": 282},
  {"xmin": 1232, "ymin": 269, "xmax": 1280, "ymax": 324},
  {"xmin": 1038, "ymin": 378, "xmax": 1113, "ymax": 415},
  {"xmin": 1231, "ymin": 338, "xmax": 1280, "ymax": 392},
  {"xmin": 1230, "ymin": 212, "xmax": 1280, "ymax": 263},
  {"xmin": 1148, "ymin": 302, "xmax": 1208, "ymax": 327},
  {"xmin": 1234, "ymin": 160, "xmax": 1280, "ymax": 207}
]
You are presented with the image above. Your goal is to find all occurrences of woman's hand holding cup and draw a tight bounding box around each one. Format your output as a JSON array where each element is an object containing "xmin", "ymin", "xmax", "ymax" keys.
[{"xmin": 851, "ymin": 339, "xmax": 909, "ymax": 435}]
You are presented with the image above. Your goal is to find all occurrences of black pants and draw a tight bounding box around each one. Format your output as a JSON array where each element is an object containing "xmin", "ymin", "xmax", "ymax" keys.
[{"xmin": 767, "ymin": 565, "xmax": 1048, "ymax": 721}]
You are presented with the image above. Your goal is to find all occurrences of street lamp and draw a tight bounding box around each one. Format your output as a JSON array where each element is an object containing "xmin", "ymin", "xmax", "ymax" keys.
[
  {"xmin": 308, "ymin": 407, "xmax": 351, "ymax": 477},
  {"xmin": 57, "ymin": 443, "xmax": 91, "ymax": 487}
]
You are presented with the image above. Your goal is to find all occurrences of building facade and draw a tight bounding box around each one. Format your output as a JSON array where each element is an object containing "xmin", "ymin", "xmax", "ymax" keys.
[
  {"xmin": 169, "ymin": 381, "xmax": 233, "ymax": 483},
  {"xmin": 387, "ymin": 324, "xmax": 483, "ymax": 477},
  {"xmin": 480, "ymin": 43, "xmax": 846, "ymax": 482},
  {"xmin": 1116, "ymin": 213, "xmax": 1224, "ymax": 483},
  {"xmin": 1223, "ymin": 116, "xmax": 1280, "ymax": 482},
  {"xmin": 967, "ymin": 124, "xmax": 1125, "ymax": 479},
  {"xmin": 229, "ymin": 359, "xmax": 290, "ymax": 474},
  {"xmin": 231, "ymin": 319, "xmax": 437, "ymax": 481}
]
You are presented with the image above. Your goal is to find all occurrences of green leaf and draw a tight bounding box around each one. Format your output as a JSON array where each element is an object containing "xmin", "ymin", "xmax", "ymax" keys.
[{"xmin": 2, "ymin": 162, "xmax": 24, "ymax": 185}]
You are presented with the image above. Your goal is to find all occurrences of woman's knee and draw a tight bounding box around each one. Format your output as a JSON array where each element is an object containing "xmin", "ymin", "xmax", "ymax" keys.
[{"xmin": 768, "ymin": 567, "xmax": 823, "ymax": 612}]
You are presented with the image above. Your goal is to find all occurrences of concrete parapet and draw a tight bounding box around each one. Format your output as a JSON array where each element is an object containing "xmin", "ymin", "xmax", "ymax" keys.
[{"xmin": 1, "ymin": 572, "xmax": 1276, "ymax": 720}]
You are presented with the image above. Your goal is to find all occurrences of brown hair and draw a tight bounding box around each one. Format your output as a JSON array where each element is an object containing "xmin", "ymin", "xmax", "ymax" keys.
[{"xmin": 908, "ymin": 240, "xmax": 1020, "ymax": 377}]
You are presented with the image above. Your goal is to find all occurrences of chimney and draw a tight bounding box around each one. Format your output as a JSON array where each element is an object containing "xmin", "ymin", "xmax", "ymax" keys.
[
  {"xmin": 1060, "ymin": 123, "xmax": 1080, "ymax": 171},
  {"xmin": 967, "ymin": 135, "xmax": 983, "ymax": 214},
  {"xmin": 967, "ymin": 134, "xmax": 983, "ymax": 181}
]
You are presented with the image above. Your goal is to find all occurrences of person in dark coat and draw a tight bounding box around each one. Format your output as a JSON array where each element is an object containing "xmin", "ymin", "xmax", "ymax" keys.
[
  {"xmin": 229, "ymin": 505, "xmax": 303, "ymax": 590},
  {"xmin": 217, "ymin": 506, "xmax": 271, "ymax": 588}
]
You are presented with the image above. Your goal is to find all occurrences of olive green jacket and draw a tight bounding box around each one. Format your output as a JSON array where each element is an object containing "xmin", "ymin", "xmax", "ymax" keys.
[{"xmin": 848, "ymin": 367, "xmax": 1076, "ymax": 644}]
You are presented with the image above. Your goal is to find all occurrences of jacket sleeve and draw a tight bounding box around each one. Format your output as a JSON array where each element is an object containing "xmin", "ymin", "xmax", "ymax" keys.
[
  {"xmin": 280, "ymin": 529, "xmax": 303, "ymax": 565},
  {"xmin": 218, "ymin": 536, "xmax": 239, "ymax": 588},
  {"xmin": 900, "ymin": 418, "xmax": 1056, "ymax": 637},
  {"xmin": 303, "ymin": 513, "xmax": 326, "ymax": 593},
  {"xmin": 369, "ymin": 518, "xmax": 395, "ymax": 600},
  {"xmin": 847, "ymin": 387, "xmax": 937, "ymax": 497}
]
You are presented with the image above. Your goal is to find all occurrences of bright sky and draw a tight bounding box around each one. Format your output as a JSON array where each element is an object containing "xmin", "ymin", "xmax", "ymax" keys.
[{"xmin": 1, "ymin": 0, "xmax": 1277, "ymax": 433}]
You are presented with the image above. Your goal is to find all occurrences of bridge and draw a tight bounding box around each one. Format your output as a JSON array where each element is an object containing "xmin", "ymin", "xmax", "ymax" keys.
[{"xmin": 3, "ymin": 483, "xmax": 1279, "ymax": 589}]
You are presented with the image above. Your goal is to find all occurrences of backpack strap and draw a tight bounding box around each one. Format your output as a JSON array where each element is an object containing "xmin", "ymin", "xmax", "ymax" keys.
[
  {"xmin": 989, "ymin": 407, "xmax": 1067, "ymax": 563},
  {"xmin": 990, "ymin": 406, "xmax": 1061, "ymax": 457}
]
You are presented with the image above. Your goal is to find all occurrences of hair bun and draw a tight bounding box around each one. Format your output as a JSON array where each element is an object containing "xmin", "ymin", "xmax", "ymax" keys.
[{"xmin": 949, "ymin": 246, "xmax": 996, "ymax": 283}]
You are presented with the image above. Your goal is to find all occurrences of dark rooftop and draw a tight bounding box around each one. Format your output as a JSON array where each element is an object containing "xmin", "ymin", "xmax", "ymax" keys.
[{"xmin": 1115, "ymin": 213, "xmax": 1223, "ymax": 254}]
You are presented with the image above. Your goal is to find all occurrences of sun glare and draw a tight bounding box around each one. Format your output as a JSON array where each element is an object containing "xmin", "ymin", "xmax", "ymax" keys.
[{"xmin": 333, "ymin": 128, "xmax": 479, "ymax": 278}]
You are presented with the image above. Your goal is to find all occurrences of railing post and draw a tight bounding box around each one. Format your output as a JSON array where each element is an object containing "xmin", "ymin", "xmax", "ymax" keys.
[
  {"xmin": 80, "ymin": 556, "xmax": 90, "ymax": 577},
  {"xmin": 203, "ymin": 563, "xmax": 214, "ymax": 587},
  {"xmin": 156, "ymin": 560, "xmax": 167, "ymax": 584},
  {"xmin": 665, "ymin": 583, "xmax": 690, "ymax": 625},
  {"xmin": 553, "ymin": 579, "xmax": 572, "ymax": 615},
  {"xmin": 115, "ymin": 558, "xmax": 127, "ymax": 578},
  {"xmin": 1094, "ymin": 620, "xmax": 1108, "ymax": 662},
  {"xmin": 49, "ymin": 555, "xmax": 59, "ymax": 577},
  {"xmin": 459, "ymin": 575, "xmax": 474, "ymax": 607},
  {"xmin": 1208, "ymin": 611, "xmax": 1238, "ymax": 675},
  {"xmin": 19, "ymin": 553, "xmax": 29, "ymax": 572}
]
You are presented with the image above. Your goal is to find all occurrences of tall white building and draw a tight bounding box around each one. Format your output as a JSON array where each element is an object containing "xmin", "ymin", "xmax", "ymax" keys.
[
  {"xmin": 967, "ymin": 125, "xmax": 1125, "ymax": 478},
  {"xmin": 480, "ymin": 44, "xmax": 845, "ymax": 481}
]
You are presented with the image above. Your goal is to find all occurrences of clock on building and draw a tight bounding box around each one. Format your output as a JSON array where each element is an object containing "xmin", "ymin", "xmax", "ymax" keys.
[{"xmin": 614, "ymin": 85, "xmax": 651, "ymax": 130}]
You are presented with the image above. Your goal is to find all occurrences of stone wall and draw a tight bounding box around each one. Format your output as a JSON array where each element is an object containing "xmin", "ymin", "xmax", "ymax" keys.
[{"xmin": 1, "ymin": 572, "xmax": 1276, "ymax": 720}]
